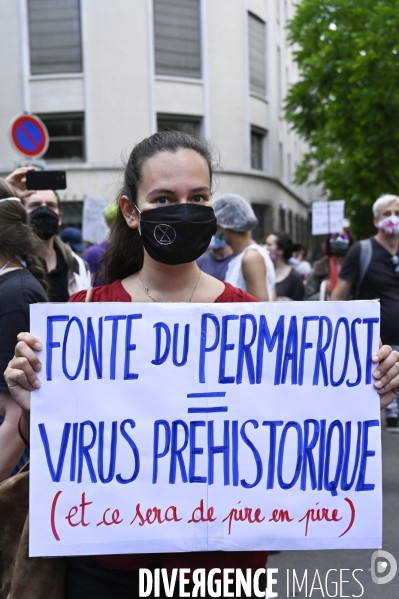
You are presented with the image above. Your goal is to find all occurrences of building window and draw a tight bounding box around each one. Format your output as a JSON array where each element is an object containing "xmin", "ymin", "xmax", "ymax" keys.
[
  {"xmin": 157, "ymin": 114, "xmax": 202, "ymax": 134},
  {"xmin": 60, "ymin": 201, "xmax": 84, "ymax": 228},
  {"xmin": 154, "ymin": 0, "xmax": 201, "ymax": 78},
  {"xmin": 301, "ymin": 217, "xmax": 309, "ymax": 244},
  {"xmin": 39, "ymin": 114, "xmax": 85, "ymax": 161},
  {"xmin": 28, "ymin": 0, "xmax": 82, "ymax": 75},
  {"xmin": 252, "ymin": 202, "xmax": 273, "ymax": 241},
  {"xmin": 279, "ymin": 206, "xmax": 286, "ymax": 231},
  {"xmin": 248, "ymin": 13, "xmax": 266, "ymax": 96},
  {"xmin": 288, "ymin": 210, "xmax": 293, "ymax": 237},
  {"xmin": 251, "ymin": 128, "xmax": 266, "ymax": 170}
]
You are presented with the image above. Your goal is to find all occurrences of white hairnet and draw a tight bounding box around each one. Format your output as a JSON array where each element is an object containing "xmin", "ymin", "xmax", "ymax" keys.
[{"xmin": 213, "ymin": 194, "xmax": 258, "ymax": 232}]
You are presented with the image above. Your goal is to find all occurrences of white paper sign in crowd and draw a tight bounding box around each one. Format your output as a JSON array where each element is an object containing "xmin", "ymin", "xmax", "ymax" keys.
[
  {"xmin": 82, "ymin": 198, "xmax": 110, "ymax": 244},
  {"xmin": 29, "ymin": 301, "xmax": 382, "ymax": 557},
  {"xmin": 312, "ymin": 200, "xmax": 345, "ymax": 235}
]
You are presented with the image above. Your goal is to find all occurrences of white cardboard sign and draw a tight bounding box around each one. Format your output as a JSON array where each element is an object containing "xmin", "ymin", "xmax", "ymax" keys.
[
  {"xmin": 82, "ymin": 198, "xmax": 109, "ymax": 244},
  {"xmin": 312, "ymin": 200, "xmax": 345, "ymax": 235},
  {"xmin": 29, "ymin": 301, "xmax": 381, "ymax": 557}
]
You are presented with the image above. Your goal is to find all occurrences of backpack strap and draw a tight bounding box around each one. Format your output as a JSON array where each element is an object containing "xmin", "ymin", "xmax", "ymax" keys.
[
  {"xmin": 85, "ymin": 286, "xmax": 93, "ymax": 303},
  {"xmin": 356, "ymin": 239, "xmax": 372, "ymax": 299}
]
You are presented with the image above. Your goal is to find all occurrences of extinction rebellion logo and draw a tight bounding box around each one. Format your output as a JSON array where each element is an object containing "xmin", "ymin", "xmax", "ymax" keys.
[{"xmin": 154, "ymin": 224, "xmax": 176, "ymax": 245}]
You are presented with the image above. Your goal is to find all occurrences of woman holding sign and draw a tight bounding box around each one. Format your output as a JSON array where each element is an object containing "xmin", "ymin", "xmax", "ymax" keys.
[{"xmin": 5, "ymin": 131, "xmax": 399, "ymax": 599}]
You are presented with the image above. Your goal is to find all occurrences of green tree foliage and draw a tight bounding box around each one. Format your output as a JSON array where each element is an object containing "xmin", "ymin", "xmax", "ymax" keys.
[{"xmin": 285, "ymin": 0, "xmax": 399, "ymax": 235}]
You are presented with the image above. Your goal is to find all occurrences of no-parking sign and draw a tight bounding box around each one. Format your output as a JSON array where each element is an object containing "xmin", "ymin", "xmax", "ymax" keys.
[{"xmin": 9, "ymin": 114, "xmax": 49, "ymax": 158}]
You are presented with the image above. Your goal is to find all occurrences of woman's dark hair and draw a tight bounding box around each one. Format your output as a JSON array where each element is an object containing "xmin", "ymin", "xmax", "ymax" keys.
[
  {"xmin": 325, "ymin": 228, "xmax": 354, "ymax": 256},
  {"xmin": 101, "ymin": 131, "xmax": 216, "ymax": 284},
  {"xmin": 0, "ymin": 180, "xmax": 48, "ymax": 293},
  {"xmin": 273, "ymin": 231, "xmax": 294, "ymax": 262}
]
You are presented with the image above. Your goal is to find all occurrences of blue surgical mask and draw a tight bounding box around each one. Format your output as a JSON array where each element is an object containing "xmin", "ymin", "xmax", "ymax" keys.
[{"xmin": 209, "ymin": 232, "xmax": 227, "ymax": 250}]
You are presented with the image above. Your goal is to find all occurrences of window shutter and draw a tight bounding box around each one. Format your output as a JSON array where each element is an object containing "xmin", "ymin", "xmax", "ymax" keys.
[
  {"xmin": 28, "ymin": 0, "xmax": 82, "ymax": 75},
  {"xmin": 248, "ymin": 13, "xmax": 266, "ymax": 95},
  {"xmin": 154, "ymin": 0, "xmax": 201, "ymax": 78}
]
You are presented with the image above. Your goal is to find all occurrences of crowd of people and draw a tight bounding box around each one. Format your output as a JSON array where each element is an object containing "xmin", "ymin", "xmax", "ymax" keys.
[{"xmin": 1, "ymin": 131, "xmax": 399, "ymax": 598}]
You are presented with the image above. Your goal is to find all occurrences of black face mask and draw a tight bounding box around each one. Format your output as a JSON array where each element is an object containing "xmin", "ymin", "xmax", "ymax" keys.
[
  {"xmin": 30, "ymin": 206, "xmax": 59, "ymax": 240},
  {"xmin": 138, "ymin": 204, "xmax": 217, "ymax": 265}
]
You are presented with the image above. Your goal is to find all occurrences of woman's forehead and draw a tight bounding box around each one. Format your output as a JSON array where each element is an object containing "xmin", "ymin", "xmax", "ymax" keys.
[{"xmin": 140, "ymin": 149, "xmax": 210, "ymax": 186}]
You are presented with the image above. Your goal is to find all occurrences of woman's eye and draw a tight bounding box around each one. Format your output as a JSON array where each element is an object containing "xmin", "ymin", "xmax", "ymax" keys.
[
  {"xmin": 192, "ymin": 195, "xmax": 206, "ymax": 202},
  {"xmin": 156, "ymin": 197, "xmax": 170, "ymax": 204}
]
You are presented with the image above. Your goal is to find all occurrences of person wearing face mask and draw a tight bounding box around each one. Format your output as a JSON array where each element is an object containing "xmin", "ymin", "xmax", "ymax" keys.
[
  {"xmin": 5, "ymin": 132, "xmax": 269, "ymax": 598},
  {"xmin": 5, "ymin": 134, "xmax": 399, "ymax": 597},
  {"xmin": 305, "ymin": 228, "xmax": 354, "ymax": 300},
  {"xmin": 332, "ymin": 195, "xmax": 399, "ymax": 431},
  {"xmin": 5, "ymin": 174, "xmax": 90, "ymax": 301},
  {"xmin": 196, "ymin": 231, "xmax": 234, "ymax": 281}
]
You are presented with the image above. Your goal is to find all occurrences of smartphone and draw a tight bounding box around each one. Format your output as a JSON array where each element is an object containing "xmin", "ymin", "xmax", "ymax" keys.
[{"xmin": 26, "ymin": 170, "xmax": 67, "ymax": 190}]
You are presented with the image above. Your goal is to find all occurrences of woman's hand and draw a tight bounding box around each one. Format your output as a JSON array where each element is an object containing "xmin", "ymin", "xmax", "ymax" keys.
[
  {"xmin": 372, "ymin": 344, "xmax": 399, "ymax": 410},
  {"xmin": 3, "ymin": 332, "xmax": 43, "ymax": 414}
]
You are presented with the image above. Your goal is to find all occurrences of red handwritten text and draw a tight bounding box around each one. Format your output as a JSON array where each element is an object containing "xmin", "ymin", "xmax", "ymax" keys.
[
  {"xmin": 65, "ymin": 492, "xmax": 92, "ymax": 528},
  {"xmin": 298, "ymin": 502, "xmax": 342, "ymax": 536},
  {"xmin": 130, "ymin": 503, "xmax": 182, "ymax": 526},
  {"xmin": 269, "ymin": 509, "xmax": 294, "ymax": 523},
  {"xmin": 222, "ymin": 502, "xmax": 265, "ymax": 535},
  {"xmin": 188, "ymin": 499, "xmax": 216, "ymax": 523},
  {"xmin": 96, "ymin": 508, "xmax": 123, "ymax": 527}
]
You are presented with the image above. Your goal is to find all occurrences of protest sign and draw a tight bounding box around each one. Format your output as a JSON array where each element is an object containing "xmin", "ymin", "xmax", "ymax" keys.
[
  {"xmin": 82, "ymin": 198, "xmax": 109, "ymax": 244},
  {"xmin": 29, "ymin": 301, "xmax": 381, "ymax": 557},
  {"xmin": 312, "ymin": 200, "xmax": 345, "ymax": 235}
]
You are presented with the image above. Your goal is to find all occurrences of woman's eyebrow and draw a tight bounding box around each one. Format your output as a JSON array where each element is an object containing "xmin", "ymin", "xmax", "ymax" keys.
[
  {"xmin": 191, "ymin": 186, "xmax": 211, "ymax": 193},
  {"xmin": 147, "ymin": 188, "xmax": 175, "ymax": 197},
  {"xmin": 147, "ymin": 186, "xmax": 210, "ymax": 197}
]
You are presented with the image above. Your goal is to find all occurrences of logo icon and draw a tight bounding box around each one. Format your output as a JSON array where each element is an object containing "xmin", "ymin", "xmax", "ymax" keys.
[
  {"xmin": 371, "ymin": 550, "xmax": 397, "ymax": 585},
  {"xmin": 154, "ymin": 224, "xmax": 177, "ymax": 245}
]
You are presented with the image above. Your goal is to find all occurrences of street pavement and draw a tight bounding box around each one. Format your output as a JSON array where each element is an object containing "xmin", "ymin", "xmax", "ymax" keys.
[{"xmin": 266, "ymin": 426, "xmax": 399, "ymax": 598}]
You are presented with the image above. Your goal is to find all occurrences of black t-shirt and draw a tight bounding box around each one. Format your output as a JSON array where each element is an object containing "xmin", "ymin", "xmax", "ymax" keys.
[
  {"xmin": 0, "ymin": 269, "xmax": 48, "ymax": 390},
  {"xmin": 276, "ymin": 268, "xmax": 305, "ymax": 301},
  {"xmin": 339, "ymin": 237, "xmax": 399, "ymax": 345},
  {"xmin": 47, "ymin": 243, "xmax": 70, "ymax": 302}
]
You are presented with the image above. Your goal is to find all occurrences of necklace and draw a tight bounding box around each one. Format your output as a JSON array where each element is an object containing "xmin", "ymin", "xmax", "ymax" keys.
[
  {"xmin": 138, "ymin": 269, "xmax": 202, "ymax": 303},
  {"xmin": 0, "ymin": 259, "xmax": 12, "ymax": 274}
]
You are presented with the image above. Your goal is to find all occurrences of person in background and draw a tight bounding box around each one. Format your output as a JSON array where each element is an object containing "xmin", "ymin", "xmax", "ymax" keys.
[
  {"xmin": 305, "ymin": 228, "xmax": 354, "ymax": 300},
  {"xmin": 6, "ymin": 167, "xmax": 90, "ymax": 301},
  {"xmin": 332, "ymin": 195, "xmax": 399, "ymax": 432},
  {"xmin": 290, "ymin": 243, "xmax": 312, "ymax": 279},
  {"xmin": 212, "ymin": 194, "xmax": 275, "ymax": 301},
  {"xmin": 0, "ymin": 182, "xmax": 48, "ymax": 481},
  {"xmin": 196, "ymin": 230, "xmax": 234, "ymax": 281},
  {"xmin": 60, "ymin": 226, "xmax": 87, "ymax": 258},
  {"xmin": 84, "ymin": 203, "xmax": 118, "ymax": 286},
  {"xmin": 265, "ymin": 232, "xmax": 304, "ymax": 300}
]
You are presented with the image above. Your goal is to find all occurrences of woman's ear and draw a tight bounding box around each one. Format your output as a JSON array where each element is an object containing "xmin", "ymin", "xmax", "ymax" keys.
[{"xmin": 120, "ymin": 195, "xmax": 140, "ymax": 229}]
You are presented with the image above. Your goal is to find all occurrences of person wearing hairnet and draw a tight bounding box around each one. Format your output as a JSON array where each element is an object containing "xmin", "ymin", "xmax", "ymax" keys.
[{"xmin": 213, "ymin": 194, "xmax": 276, "ymax": 300}]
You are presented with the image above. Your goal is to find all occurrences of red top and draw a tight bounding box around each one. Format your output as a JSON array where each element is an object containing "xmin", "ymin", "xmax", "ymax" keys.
[
  {"xmin": 69, "ymin": 280, "xmax": 267, "ymax": 573},
  {"xmin": 69, "ymin": 279, "xmax": 258, "ymax": 304}
]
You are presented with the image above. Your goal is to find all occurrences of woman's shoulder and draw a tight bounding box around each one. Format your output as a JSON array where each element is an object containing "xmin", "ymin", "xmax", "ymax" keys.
[
  {"xmin": 215, "ymin": 282, "xmax": 259, "ymax": 303},
  {"xmin": 288, "ymin": 267, "xmax": 304, "ymax": 283},
  {"xmin": 0, "ymin": 268, "xmax": 48, "ymax": 305},
  {"xmin": 69, "ymin": 279, "xmax": 131, "ymax": 303}
]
